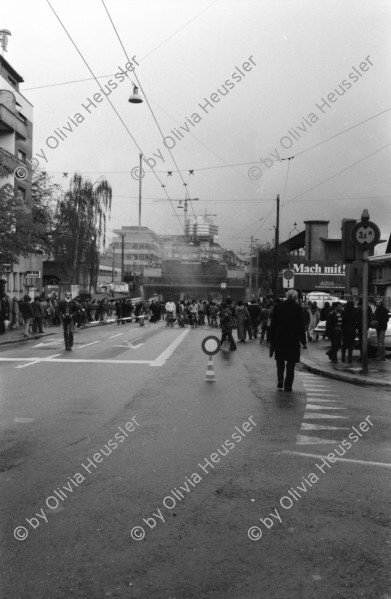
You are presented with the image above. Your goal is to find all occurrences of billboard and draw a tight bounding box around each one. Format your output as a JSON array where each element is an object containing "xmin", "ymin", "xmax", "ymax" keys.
[{"xmin": 292, "ymin": 262, "xmax": 347, "ymax": 291}]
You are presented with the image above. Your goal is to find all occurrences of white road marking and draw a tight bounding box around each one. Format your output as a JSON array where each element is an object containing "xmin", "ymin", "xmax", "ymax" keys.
[
  {"xmin": 114, "ymin": 341, "xmax": 144, "ymax": 349},
  {"xmin": 306, "ymin": 404, "xmax": 346, "ymax": 410},
  {"xmin": 296, "ymin": 435, "xmax": 340, "ymax": 445},
  {"xmin": 304, "ymin": 399, "xmax": 343, "ymax": 403},
  {"xmin": 304, "ymin": 413, "xmax": 348, "ymax": 419},
  {"xmin": 150, "ymin": 328, "xmax": 190, "ymax": 367},
  {"xmin": 300, "ymin": 423, "xmax": 349, "ymax": 431},
  {"xmin": 282, "ymin": 450, "xmax": 391, "ymax": 469},
  {"xmin": 12, "ymin": 358, "xmax": 152, "ymax": 365},
  {"xmin": 303, "ymin": 385, "xmax": 336, "ymax": 389},
  {"xmin": 109, "ymin": 332, "xmax": 124, "ymax": 339},
  {"xmin": 306, "ymin": 392, "xmax": 339, "ymax": 395},
  {"xmin": 33, "ymin": 339, "xmax": 61, "ymax": 348},
  {"xmin": 77, "ymin": 340, "xmax": 100, "ymax": 349},
  {"xmin": 15, "ymin": 353, "xmax": 62, "ymax": 369}
]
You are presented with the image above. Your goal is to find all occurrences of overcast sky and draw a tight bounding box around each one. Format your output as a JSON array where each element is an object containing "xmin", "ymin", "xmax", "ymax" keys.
[{"xmin": 3, "ymin": 0, "xmax": 391, "ymax": 255}]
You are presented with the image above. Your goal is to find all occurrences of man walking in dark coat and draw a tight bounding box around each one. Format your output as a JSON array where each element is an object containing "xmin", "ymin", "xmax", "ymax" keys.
[
  {"xmin": 220, "ymin": 298, "xmax": 237, "ymax": 351},
  {"xmin": 270, "ymin": 289, "xmax": 307, "ymax": 392},
  {"xmin": 247, "ymin": 298, "xmax": 261, "ymax": 340},
  {"xmin": 58, "ymin": 292, "xmax": 79, "ymax": 350},
  {"xmin": 19, "ymin": 295, "xmax": 34, "ymax": 337},
  {"xmin": 326, "ymin": 302, "xmax": 343, "ymax": 363}
]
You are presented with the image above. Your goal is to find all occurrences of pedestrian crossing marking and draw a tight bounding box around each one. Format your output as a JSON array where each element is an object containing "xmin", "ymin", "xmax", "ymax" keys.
[
  {"xmin": 304, "ymin": 413, "xmax": 348, "ymax": 419},
  {"xmin": 306, "ymin": 404, "xmax": 346, "ymax": 410},
  {"xmin": 300, "ymin": 423, "xmax": 349, "ymax": 431},
  {"xmin": 296, "ymin": 435, "xmax": 339, "ymax": 445},
  {"xmin": 304, "ymin": 398, "xmax": 343, "ymax": 403}
]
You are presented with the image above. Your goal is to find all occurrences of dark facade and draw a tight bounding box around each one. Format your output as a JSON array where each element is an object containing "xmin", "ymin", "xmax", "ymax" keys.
[
  {"xmin": 142, "ymin": 260, "xmax": 246, "ymax": 302},
  {"xmin": 281, "ymin": 219, "xmax": 380, "ymax": 296}
]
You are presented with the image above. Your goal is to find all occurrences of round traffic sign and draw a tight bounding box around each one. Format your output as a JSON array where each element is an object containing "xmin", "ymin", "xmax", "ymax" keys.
[
  {"xmin": 351, "ymin": 220, "xmax": 380, "ymax": 250},
  {"xmin": 201, "ymin": 336, "xmax": 221, "ymax": 356},
  {"xmin": 220, "ymin": 282, "xmax": 227, "ymax": 289},
  {"xmin": 283, "ymin": 269, "xmax": 294, "ymax": 280}
]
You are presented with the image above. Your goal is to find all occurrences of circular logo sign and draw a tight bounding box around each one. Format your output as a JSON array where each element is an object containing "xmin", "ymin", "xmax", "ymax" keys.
[
  {"xmin": 201, "ymin": 336, "xmax": 221, "ymax": 356},
  {"xmin": 351, "ymin": 221, "xmax": 380, "ymax": 250},
  {"xmin": 14, "ymin": 166, "xmax": 28, "ymax": 181},
  {"xmin": 220, "ymin": 282, "xmax": 227, "ymax": 289}
]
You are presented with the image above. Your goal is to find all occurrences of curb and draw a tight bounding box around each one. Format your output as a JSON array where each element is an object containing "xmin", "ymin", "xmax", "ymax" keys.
[
  {"xmin": 300, "ymin": 356, "xmax": 391, "ymax": 389},
  {"xmin": 0, "ymin": 331, "xmax": 57, "ymax": 346},
  {"xmin": 0, "ymin": 318, "xmax": 127, "ymax": 347}
]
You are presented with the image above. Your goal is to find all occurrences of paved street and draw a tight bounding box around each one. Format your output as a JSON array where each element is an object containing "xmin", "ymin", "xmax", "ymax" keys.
[{"xmin": 1, "ymin": 322, "xmax": 390, "ymax": 598}]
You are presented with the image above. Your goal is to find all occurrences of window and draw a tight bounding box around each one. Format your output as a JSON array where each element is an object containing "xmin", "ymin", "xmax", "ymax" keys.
[
  {"xmin": 377, "ymin": 267, "xmax": 384, "ymax": 280},
  {"xmin": 17, "ymin": 187, "xmax": 26, "ymax": 202},
  {"xmin": 17, "ymin": 112, "xmax": 27, "ymax": 125},
  {"xmin": 8, "ymin": 76, "xmax": 16, "ymax": 88},
  {"xmin": 17, "ymin": 149, "xmax": 26, "ymax": 163}
]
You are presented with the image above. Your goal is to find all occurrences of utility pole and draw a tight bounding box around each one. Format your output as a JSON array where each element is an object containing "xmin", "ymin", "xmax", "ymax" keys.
[
  {"xmin": 121, "ymin": 234, "xmax": 125, "ymax": 282},
  {"xmin": 111, "ymin": 242, "xmax": 115, "ymax": 283},
  {"xmin": 361, "ymin": 246, "xmax": 369, "ymax": 373},
  {"xmin": 255, "ymin": 243, "xmax": 259, "ymax": 301},
  {"xmin": 249, "ymin": 235, "xmax": 253, "ymax": 299},
  {"xmin": 138, "ymin": 153, "xmax": 142, "ymax": 230},
  {"xmin": 273, "ymin": 194, "xmax": 280, "ymax": 302}
]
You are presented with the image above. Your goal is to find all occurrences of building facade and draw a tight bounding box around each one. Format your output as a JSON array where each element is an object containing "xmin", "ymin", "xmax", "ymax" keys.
[
  {"xmin": 280, "ymin": 219, "xmax": 379, "ymax": 297},
  {"xmin": 0, "ymin": 51, "xmax": 43, "ymax": 298}
]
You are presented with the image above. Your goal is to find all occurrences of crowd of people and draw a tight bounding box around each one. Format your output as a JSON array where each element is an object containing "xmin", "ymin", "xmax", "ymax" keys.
[{"xmin": 0, "ymin": 291, "xmax": 388, "ymax": 369}]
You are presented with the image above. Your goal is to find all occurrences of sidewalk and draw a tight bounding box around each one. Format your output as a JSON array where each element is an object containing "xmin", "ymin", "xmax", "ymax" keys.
[{"xmin": 299, "ymin": 337, "xmax": 391, "ymax": 388}]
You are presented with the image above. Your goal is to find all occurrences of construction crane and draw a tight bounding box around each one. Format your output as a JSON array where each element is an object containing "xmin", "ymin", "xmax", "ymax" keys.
[{"xmin": 176, "ymin": 197, "xmax": 199, "ymax": 229}]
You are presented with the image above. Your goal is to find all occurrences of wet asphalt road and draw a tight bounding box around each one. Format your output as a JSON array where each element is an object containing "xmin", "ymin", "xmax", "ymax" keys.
[{"xmin": 1, "ymin": 321, "xmax": 390, "ymax": 599}]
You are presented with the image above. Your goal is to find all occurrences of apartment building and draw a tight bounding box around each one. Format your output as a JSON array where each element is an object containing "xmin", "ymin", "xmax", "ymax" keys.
[{"xmin": 0, "ymin": 49, "xmax": 43, "ymax": 298}]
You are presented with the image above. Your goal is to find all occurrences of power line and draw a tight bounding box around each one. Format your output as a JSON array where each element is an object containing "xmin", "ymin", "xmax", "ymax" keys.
[
  {"xmin": 101, "ymin": 0, "xmax": 198, "ymax": 218},
  {"xmin": 287, "ymin": 142, "xmax": 391, "ymax": 204},
  {"xmin": 46, "ymin": 0, "xmax": 186, "ymax": 238},
  {"xmin": 23, "ymin": 0, "xmax": 219, "ymax": 91},
  {"xmin": 42, "ymin": 102, "xmax": 391, "ymax": 178}
]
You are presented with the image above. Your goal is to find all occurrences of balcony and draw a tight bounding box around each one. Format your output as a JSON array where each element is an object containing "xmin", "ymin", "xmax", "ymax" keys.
[
  {"xmin": 0, "ymin": 147, "xmax": 27, "ymax": 175},
  {"xmin": 0, "ymin": 104, "xmax": 28, "ymax": 139}
]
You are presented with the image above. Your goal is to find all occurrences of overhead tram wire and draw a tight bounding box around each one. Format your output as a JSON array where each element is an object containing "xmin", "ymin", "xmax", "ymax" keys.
[
  {"xmin": 287, "ymin": 141, "xmax": 391, "ymax": 205},
  {"xmin": 101, "ymin": 0, "xmax": 197, "ymax": 219},
  {"xmin": 45, "ymin": 0, "xmax": 186, "ymax": 237}
]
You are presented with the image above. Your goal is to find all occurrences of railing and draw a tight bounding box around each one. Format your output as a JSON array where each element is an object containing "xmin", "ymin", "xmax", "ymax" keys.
[
  {"xmin": 0, "ymin": 146, "xmax": 19, "ymax": 172},
  {"xmin": 0, "ymin": 104, "xmax": 28, "ymax": 139}
]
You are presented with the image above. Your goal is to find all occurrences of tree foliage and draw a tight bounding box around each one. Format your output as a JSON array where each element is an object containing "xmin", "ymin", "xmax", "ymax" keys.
[
  {"xmin": 0, "ymin": 180, "xmax": 32, "ymax": 263},
  {"xmin": 31, "ymin": 169, "xmax": 60, "ymax": 256},
  {"xmin": 0, "ymin": 165, "xmax": 59, "ymax": 264},
  {"xmin": 253, "ymin": 242, "xmax": 290, "ymax": 295},
  {"xmin": 53, "ymin": 173, "xmax": 112, "ymax": 286}
]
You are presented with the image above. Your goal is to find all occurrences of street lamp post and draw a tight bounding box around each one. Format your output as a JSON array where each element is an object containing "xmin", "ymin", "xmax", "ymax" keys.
[
  {"xmin": 249, "ymin": 236, "xmax": 259, "ymax": 300},
  {"xmin": 138, "ymin": 152, "xmax": 142, "ymax": 230},
  {"xmin": 273, "ymin": 194, "xmax": 280, "ymax": 302}
]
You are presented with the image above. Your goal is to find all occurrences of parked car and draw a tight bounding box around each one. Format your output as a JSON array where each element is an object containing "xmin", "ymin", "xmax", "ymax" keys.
[
  {"xmin": 315, "ymin": 314, "xmax": 391, "ymax": 357},
  {"xmin": 314, "ymin": 320, "xmax": 327, "ymax": 338}
]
